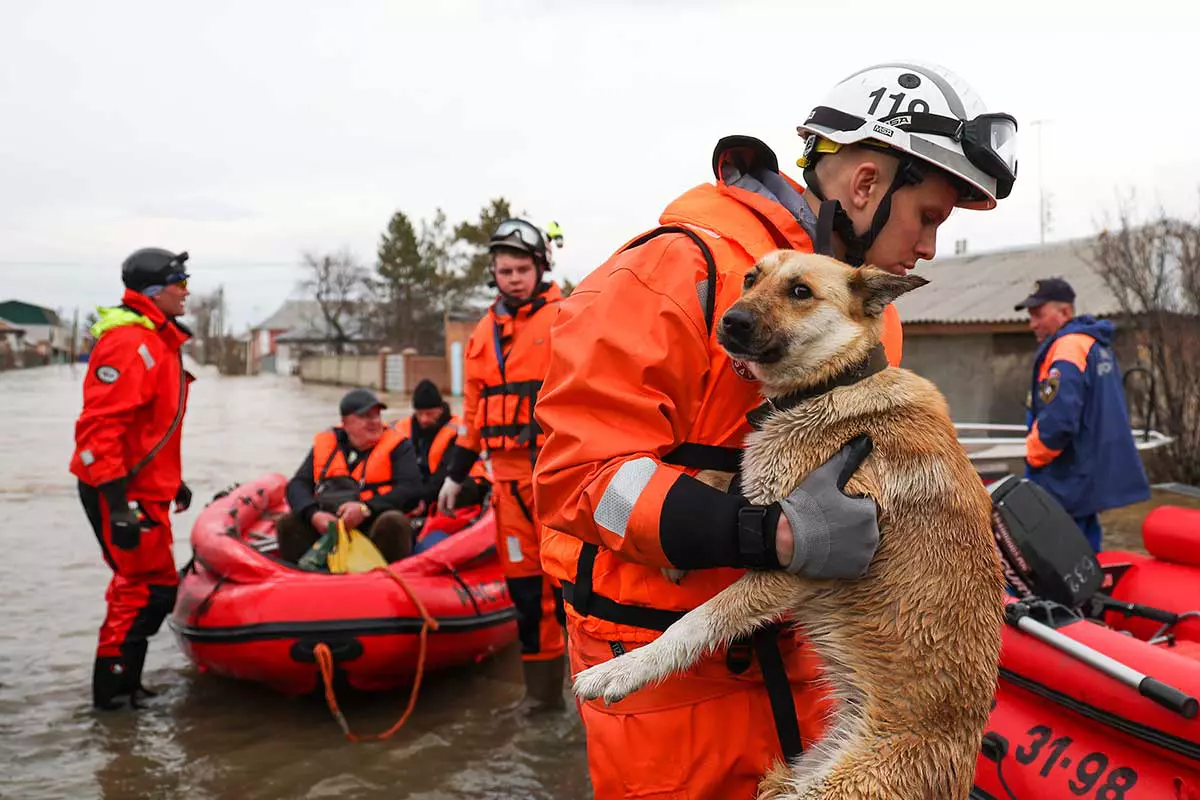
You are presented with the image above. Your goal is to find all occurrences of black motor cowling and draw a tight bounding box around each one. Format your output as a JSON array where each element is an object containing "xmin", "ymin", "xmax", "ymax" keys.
[{"xmin": 990, "ymin": 476, "xmax": 1103, "ymax": 607}]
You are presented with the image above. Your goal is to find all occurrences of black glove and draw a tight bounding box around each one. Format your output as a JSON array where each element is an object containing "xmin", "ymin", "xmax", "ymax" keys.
[
  {"xmin": 457, "ymin": 477, "xmax": 487, "ymax": 508},
  {"xmin": 445, "ymin": 444, "xmax": 480, "ymax": 485},
  {"xmin": 99, "ymin": 479, "xmax": 144, "ymax": 551},
  {"xmin": 174, "ymin": 483, "xmax": 193, "ymax": 513}
]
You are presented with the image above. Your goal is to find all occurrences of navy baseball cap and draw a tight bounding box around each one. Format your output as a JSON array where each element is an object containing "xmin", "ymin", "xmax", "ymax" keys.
[
  {"xmin": 1014, "ymin": 277, "xmax": 1076, "ymax": 311},
  {"xmin": 339, "ymin": 388, "xmax": 387, "ymax": 417}
]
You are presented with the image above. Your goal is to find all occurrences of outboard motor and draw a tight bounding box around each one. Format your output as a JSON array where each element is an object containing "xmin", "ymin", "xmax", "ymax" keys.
[{"xmin": 989, "ymin": 475, "xmax": 1103, "ymax": 608}]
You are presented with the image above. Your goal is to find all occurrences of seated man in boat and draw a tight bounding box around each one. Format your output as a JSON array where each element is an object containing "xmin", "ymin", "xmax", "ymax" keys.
[
  {"xmin": 394, "ymin": 379, "xmax": 488, "ymax": 514},
  {"xmin": 1017, "ymin": 277, "xmax": 1151, "ymax": 551},
  {"xmin": 276, "ymin": 388, "xmax": 423, "ymax": 563}
]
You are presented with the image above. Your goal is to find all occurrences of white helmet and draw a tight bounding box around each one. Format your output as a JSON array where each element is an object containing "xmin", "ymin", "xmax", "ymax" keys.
[{"xmin": 797, "ymin": 61, "xmax": 1017, "ymax": 210}]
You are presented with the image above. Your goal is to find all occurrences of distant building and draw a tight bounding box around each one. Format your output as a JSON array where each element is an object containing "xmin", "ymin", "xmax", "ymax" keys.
[
  {"xmin": 0, "ymin": 318, "xmax": 27, "ymax": 369},
  {"xmin": 443, "ymin": 306, "xmax": 489, "ymax": 396},
  {"xmin": 894, "ymin": 236, "xmax": 1130, "ymax": 425},
  {"xmin": 0, "ymin": 300, "xmax": 73, "ymax": 364},
  {"xmin": 248, "ymin": 299, "xmax": 383, "ymax": 375}
]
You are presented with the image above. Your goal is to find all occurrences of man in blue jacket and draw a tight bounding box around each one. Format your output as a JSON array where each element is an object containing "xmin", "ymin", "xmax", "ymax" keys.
[{"xmin": 1016, "ymin": 278, "xmax": 1151, "ymax": 550}]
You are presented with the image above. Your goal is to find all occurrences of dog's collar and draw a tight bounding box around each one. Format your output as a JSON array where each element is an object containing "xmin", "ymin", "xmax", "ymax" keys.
[{"xmin": 746, "ymin": 344, "xmax": 889, "ymax": 431}]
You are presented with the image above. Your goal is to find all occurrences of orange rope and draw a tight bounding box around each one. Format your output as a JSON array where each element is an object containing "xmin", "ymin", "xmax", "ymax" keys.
[{"xmin": 313, "ymin": 567, "xmax": 440, "ymax": 741}]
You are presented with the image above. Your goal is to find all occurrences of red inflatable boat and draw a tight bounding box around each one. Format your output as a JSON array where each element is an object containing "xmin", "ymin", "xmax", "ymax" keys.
[
  {"xmin": 169, "ymin": 473, "xmax": 518, "ymax": 696},
  {"xmin": 973, "ymin": 495, "xmax": 1200, "ymax": 799}
]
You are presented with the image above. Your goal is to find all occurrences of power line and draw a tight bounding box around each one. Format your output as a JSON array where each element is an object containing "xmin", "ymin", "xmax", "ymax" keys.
[{"xmin": 0, "ymin": 260, "xmax": 302, "ymax": 269}]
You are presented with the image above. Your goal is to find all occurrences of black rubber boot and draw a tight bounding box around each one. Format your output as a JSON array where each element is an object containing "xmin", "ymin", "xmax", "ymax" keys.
[
  {"xmin": 92, "ymin": 656, "xmax": 132, "ymax": 711},
  {"xmin": 495, "ymin": 657, "xmax": 567, "ymax": 717},
  {"xmin": 123, "ymin": 641, "xmax": 160, "ymax": 708}
]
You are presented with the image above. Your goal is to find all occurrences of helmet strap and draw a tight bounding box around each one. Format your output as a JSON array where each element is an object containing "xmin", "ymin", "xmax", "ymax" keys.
[
  {"xmin": 804, "ymin": 157, "xmax": 924, "ymax": 267},
  {"xmin": 495, "ymin": 275, "xmax": 550, "ymax": 313},
  {"xmin": 500, "ymin": 282, "xmax": 550, "ymax": 314}
]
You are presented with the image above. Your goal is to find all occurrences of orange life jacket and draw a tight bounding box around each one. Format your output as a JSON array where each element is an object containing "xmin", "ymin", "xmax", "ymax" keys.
[
  {"xmin": 460, "ymin": 283, "xmax": 563, "ymax": 456},
  {"xmin": 394, "ymin": 415, "xmax": 459, "ymax": 476},
  {"xmin": 311, "ymin": 427, "xmax": 404, "ymax": 502}
]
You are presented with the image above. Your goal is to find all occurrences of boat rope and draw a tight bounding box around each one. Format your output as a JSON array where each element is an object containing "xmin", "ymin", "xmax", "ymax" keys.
[{"xmin": 313, "ymin": 567, "xmax": 440, "ymax": 741}]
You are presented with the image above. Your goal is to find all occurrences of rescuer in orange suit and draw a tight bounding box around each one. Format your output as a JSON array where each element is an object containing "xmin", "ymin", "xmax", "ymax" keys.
[
  {"xmin": 437, "ymin": 219, "xmax": 568, "ymax": 715},
  {"xmin": 533, "ymin": 62, "xmax": 1019, "ymax": 797},
  {"xmin": 70, "ymin": 247, "xmax": 195, "ymax": 711}
]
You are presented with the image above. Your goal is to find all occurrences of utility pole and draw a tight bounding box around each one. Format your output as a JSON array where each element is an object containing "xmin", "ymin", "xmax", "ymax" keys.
[
  {"xmin": 1030, "ymin": 119, "xmax": 1052, "ymax": 244},
  {"xmin": 70, "ymin": 306, "xmax": 79, "ymax": 363}
]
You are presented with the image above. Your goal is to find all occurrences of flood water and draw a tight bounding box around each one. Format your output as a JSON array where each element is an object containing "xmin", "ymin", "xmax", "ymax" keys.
[{"xmin": 0, "ymin": 365, "xmax": 591, "ymax": 800}]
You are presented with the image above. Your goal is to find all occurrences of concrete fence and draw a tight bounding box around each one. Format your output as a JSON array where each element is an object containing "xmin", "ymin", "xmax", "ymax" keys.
[{"xmin": 299, "ymin": 348, "xmax": 451, "ymax": 395}]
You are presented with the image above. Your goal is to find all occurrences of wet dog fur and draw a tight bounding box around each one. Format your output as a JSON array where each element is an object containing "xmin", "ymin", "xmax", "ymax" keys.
[{"xmin": 573, "ymin": 251, "xmax": 1004, "ymax": 800}]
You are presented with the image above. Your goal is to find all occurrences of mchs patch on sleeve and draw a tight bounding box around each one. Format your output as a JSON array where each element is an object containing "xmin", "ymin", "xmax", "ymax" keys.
[{"xmin": 95, "ymin": 365, "xmax": 120, "ymax": 384}]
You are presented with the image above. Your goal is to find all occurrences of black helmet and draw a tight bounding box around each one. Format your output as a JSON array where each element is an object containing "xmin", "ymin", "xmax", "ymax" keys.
[
  {"xmin": 121, "ymin": 248, "xmax": 190, "ymax": 293},
  {"xmin": 487, "ymin": 219, "xmax": 549, "ymax": 269}
]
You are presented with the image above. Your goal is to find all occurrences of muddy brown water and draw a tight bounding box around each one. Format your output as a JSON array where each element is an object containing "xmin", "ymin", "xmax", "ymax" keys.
[
  {"xmin": 0, "ymin": 365, "xmax": 591, "ymax": 800},
  {"xmin": 3, "ymin": 364, "xmax": 1186, "ymax": 800}
]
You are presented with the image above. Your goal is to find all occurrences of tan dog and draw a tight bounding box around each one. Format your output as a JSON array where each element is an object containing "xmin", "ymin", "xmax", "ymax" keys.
[{"xmin": 573, "ymin": 251, "xmax": 1004, "ymax": 800}]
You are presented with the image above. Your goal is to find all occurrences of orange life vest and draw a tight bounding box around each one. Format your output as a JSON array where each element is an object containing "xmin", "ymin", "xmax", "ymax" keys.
[
  {"xmin": 311, "ymin": 427, "xmax": 404, "ymax": 502},
  {"xmin": 394, "ymin": 415, "xmax": 459, "ymax": 476},
  {"xmin": 461, "ymin": 284, "xmax": 563, "ymax": 455}
]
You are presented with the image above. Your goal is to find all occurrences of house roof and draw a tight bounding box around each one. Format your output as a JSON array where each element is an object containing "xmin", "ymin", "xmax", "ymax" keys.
[
  {"xmin": 892, "ymin": 236, "xmax": 1125, "ymax": 325},
  {"xmin": 0, "ymin": 300, "xmax": 61, "ymax": 327},
  {"xmin": 251, "ymin": 299, "xmax": 323, "ymax": 332},
  {"xmin": 252, "ymin": 298, "xmax": 387, "ymax": 344},
  {"xmin": 0, "ymin": 319, "xmax": 25, "ymax": 335},
  {"xmin": 273, "ymin": 313, "xmax": 379, "ymax": 343}
]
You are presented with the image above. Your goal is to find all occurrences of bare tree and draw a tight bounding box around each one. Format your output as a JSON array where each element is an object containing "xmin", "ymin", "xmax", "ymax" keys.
[
  {"xmin": 186, "ymin": 287, "xmax": 225, "ymax": 366},
  {"xmin": 1086, "ymin": 195, "xmax": 1200, "ymax": 483},
  {"xmin": 299, "ymin": 250, "xmax": 370, "ymax": 355}
]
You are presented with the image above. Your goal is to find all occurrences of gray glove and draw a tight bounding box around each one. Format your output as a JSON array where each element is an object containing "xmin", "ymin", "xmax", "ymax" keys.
[{"xmin": 778, "ymin": 435, "xmax": 879, "ymax": 579}]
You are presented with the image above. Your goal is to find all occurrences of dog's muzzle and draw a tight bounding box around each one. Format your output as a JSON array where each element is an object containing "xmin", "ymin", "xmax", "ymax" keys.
[{"xmin": 718, "ymin": 308, "xmax": 782, "ymax": 363}]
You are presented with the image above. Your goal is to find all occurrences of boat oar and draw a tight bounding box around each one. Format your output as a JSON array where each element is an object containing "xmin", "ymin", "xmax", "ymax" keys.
[{"xmin": 1006, "ymin": 602, "xmax": 1199, "ymax": 719}]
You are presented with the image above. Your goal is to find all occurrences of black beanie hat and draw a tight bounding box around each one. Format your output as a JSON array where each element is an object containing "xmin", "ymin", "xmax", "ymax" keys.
[{"xmin": 412, "ymin": 379, "xmax": 444, "ymax": 410}]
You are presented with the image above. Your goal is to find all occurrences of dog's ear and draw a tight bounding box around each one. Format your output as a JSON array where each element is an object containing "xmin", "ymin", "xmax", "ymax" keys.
[{"xmin": 852, "ymin": 268, "xmax": 929, "ymax": 317}]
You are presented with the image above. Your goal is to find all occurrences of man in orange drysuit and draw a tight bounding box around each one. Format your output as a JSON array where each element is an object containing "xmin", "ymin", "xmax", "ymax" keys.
[
  {"xmin": 533, "ymin": 62, "xmax": 1019, "ymax": 797},
  {"xmin": 71, "ymin": 247, "xmax": 195, "ymax": 710},
  {"xmin": 438, "ymin": 219, "xmax": 568, "ymax": 715}
]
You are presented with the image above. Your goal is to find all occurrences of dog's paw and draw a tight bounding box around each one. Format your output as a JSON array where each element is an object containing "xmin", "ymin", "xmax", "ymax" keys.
[{"xmin": 572, "ymin": 656, "xmax": 650, "ymax": 705}]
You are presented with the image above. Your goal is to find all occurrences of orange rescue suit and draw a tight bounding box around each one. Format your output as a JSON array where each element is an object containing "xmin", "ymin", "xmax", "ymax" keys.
[
  {"xmin": 533, "ymin": 144, "xmax": 902, "ymax": 798},
  {"xmin": 457, "ymin": 283, "xmax": 566, "ymax": 661}
]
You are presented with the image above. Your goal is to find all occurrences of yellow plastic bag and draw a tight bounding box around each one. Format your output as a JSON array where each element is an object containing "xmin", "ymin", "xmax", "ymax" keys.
[{"xmin": 327, "ymin": 518, "xmax": 388, "ymax": 574}]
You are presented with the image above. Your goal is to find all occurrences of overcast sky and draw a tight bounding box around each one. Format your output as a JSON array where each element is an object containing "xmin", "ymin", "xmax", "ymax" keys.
[{"xmin": 2, "ymin": 0, "xmax": 1198, "ymax": 331}]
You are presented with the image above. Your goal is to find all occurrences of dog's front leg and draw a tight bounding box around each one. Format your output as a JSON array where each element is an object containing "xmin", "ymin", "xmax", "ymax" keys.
[{"xmin": 573, "ymin": 570, "xmax": 799, "ymax": 705}]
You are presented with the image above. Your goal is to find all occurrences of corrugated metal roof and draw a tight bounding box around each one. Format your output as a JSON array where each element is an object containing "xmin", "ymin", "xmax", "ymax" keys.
[
  {"xmin": 892, "ymin": 236, "xmax": 1125, "ymax": 325},
  {"xmin": 251, "ymin": 299, "xmax": 323, "ymax": 332},
  {"xmin": 0, "ymin": 300, "xmax": 60, "ymax": 327}
]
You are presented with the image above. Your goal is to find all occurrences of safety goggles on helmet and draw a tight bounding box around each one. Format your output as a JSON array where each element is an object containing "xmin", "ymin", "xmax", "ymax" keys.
[
  {"xmin": 165, "ymin": 251, "xmax": 191, "ymax": 286},
  {"xmin": 489, "ymin": 219, "xmax": 546, "ymax": 254},
  {"xmin": 888, "ymin": 111, "xmax": 1017, "ymax": 200},
  {"xmin": 802, "ymin": 106, "xmax": 1018, "ymax": 201}
]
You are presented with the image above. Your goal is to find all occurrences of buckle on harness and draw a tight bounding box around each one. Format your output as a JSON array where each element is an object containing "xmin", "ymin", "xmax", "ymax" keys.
[
  {"xmin": 726, "ymin": 637, "xmax": 753, "ymax": 674},
  {"xmin": 736, "ymin": 506, "xmax": 771, "ymax": 567}
]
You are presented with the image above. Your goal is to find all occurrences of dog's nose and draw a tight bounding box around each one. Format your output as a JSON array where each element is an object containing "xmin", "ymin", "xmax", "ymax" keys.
[{"xmin": 721, "ymin": 308, "xmax": 755, "ymax": 344}]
